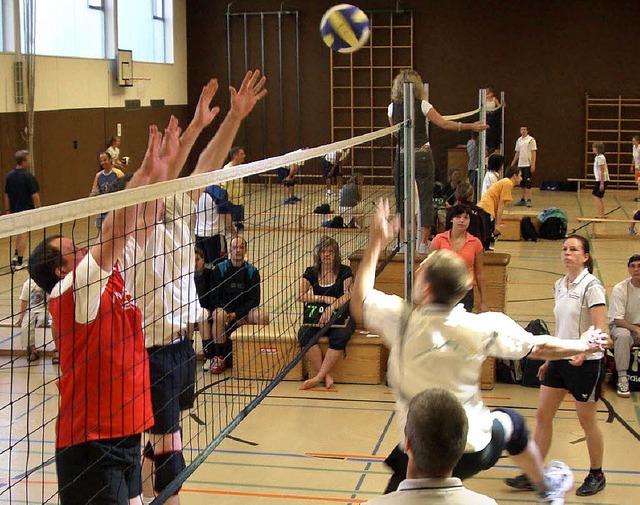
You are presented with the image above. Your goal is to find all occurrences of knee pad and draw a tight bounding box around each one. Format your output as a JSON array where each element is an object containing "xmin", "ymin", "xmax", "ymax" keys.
[
  {"xmin": 154, "ymin": 451, "xmax": 186, "ymax": 495},
  {"xmin": 143, "ymin": 440, "xmax": 154, "ymax": 461},
  {"xmin": 495, "ymin": 408, "xmax": 529, "ymax": 456}
]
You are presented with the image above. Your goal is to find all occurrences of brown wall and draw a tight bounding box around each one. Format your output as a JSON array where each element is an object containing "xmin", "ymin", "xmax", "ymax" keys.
[
  {"xmin": 0, "ymin": 105, "xmax": 189, "ymax": 208},
  {"xmin": 186, "ymin": 0, "xmax": 640, "ymax": 184}
]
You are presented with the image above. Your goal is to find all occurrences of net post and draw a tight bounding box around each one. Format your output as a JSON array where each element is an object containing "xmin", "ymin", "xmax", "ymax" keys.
[
  {"xmin": 500, "ymin": 91, "xmax": 506, "ymax": 156},
  {"xmin": 477, "ymin": 88, "xmax": 487, "ymax": 198},
  {"xmin": 403, "ymin": 81, "xmax": 415, "ymax": 302}
]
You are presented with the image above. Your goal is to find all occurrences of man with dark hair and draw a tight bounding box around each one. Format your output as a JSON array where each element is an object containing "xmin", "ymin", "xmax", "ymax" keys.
[
  {"xmin": 608, "ymin": 253, "xmax": 640, "ymax": 398},
  {"xmin": 351, "ymin": 198, "xmax": 607, "ymax": 503},
  {"xmin": 27, "ymin": 124, "xmax": 174, "ymax": 505},
  {"xmin": 5, "ymin": 150, "xmax": 40, "ymax": 269},
  {"xmin": 207, "ymin": 236, "xmax": 269, "ymax": 374},
  {"xmin": 364, "ymin": 389, "xmax": 497, "ymax": 504}
]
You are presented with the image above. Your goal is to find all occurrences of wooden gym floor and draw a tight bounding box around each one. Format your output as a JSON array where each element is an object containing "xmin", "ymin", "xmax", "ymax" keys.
[{"xmin": 0, "ymin": 186, "xmax": 638, "ymax": 504}]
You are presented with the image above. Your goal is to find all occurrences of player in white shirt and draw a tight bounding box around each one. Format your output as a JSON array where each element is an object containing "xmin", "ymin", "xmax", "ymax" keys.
[
  {"xmin": 510, "ymin": 125, "xmax": 537, "ymax": 207},
  {"xmin": 591, "ymin": 142, "xmax": 610, "ymax": 219},
  {"xmin": 631, "ymin": 135, "xmax": 640, "ymax": 202},
  {"xmin": 350, "ymin": 199, "xmax": 607, "ymax": 503},
  {"xmin": 16, "ymin": 277, "xmax": 48, "ymax": 362}
]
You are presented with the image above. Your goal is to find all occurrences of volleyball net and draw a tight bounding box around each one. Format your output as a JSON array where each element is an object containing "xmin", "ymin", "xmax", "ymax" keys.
[{"xmin": 0, "ymin": 122, "xmax": 399, "ymax": 503}]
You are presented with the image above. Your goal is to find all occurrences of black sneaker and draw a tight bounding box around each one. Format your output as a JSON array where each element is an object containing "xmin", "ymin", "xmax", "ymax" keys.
[
  {"xmin": 504, "ymin": 473, "xmax": 534, "ymax": 491},
  {"xmin": 576, "ymin": 473, "xmax": 606, "ymax": 496}
]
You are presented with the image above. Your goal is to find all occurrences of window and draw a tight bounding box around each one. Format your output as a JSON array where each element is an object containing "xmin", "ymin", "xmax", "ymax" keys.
[
  {"xmin": 117, "ymin": 0, "xmax": 173, "ymax": 63},
  {"xmin": 1, "ymin": 0, "xmax": 16, "ymax": 52},
  {"xmin": 19, "ymin": 0, "xmax": 105, "ymax": 58}
]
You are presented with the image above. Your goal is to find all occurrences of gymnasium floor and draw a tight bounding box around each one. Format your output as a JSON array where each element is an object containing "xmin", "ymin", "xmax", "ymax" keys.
[{"xmin": 0, "ymin": 187, "xmax": 639, "ymax": 504}]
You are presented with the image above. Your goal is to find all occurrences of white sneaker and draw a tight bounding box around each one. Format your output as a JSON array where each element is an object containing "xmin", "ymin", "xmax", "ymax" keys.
[
  {"xmin": 628, "ymin": 228, "xmax": 637, "ymax": 236},
  {"xmin": 416, "ymin": 242, "xmax": 430, "ymax": 255},
  {"xmin": 617, "ymin": 375, "xmax": 631, "ymax": 398},
  {"xmin": 539, "ymin": 460, "xmax": 574, "ymax": 504},
  {"xmin": 202, "ymin": 358, "xmax": 212, "ymax": 372},
  {"xmin": 326, "ymin": 190, "xmax": 333, "ymax": 197}
]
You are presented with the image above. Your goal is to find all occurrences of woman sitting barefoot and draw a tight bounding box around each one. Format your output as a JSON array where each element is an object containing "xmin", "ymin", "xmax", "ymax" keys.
[{"xmin": 297, "ymin": 236, "xmax": 356, "ymax": 389}]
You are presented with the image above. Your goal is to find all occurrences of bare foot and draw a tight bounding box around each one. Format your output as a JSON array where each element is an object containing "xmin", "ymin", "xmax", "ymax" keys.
[
  {"xmin": 302, "ymin": 376, "xmax": 321, "ymax": 390},
  {"xmin": 325, "ymin": 374, "xmax": 334, "ymax": 389}
]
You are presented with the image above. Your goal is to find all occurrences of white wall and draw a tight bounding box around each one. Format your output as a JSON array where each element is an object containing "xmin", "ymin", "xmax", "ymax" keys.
[{"xmin": 0, "ymin": 0, "xmax": 187, "ymax": 113}]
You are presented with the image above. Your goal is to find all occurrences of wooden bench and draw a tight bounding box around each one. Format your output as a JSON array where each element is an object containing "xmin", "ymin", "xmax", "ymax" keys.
[
  {"xmin": 576, "ymin": 217, "xmax": 640, "ymax": 239},
  {"xmin": 500, "ymin": 211, "xmax": 540, "ymax": 241},
  {"xmin": 568, "ymin": 177, "xmax": 637, "ymax": 192},
  {"xmin": 232, "ymin": 325, "xmax": 388, "ymax": 384}
]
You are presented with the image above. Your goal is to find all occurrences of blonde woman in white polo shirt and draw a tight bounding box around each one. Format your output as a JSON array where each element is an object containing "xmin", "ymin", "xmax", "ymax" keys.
[{"xmin": 506, "ymin": 234, "xmax": 608, "ymax": 497}]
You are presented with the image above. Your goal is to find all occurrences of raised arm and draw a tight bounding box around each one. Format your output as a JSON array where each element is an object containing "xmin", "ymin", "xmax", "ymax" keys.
[
  {"xmin": 193, "ymin": 70, "xmax": 267, "ymax": 176},
  {"xmin": 351, "ymin": 198, "xmax": 399, "ymax": 325},
  {"xmin": 427, "ymin": 107, "xmax": 488, "ymax": 133}
]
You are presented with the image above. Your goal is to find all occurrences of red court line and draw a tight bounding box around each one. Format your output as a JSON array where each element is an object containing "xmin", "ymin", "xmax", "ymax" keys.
[
  {"xmin": 182, "ymin": 488, "xmax": 367, "ymax": 503},
  {"xmin": 304, "ymin": 452, "xmax": 386, "ymax": 460}
]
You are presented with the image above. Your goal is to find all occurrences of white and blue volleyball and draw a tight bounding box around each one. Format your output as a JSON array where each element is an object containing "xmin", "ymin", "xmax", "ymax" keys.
[{"xmin": 320, "ymin": 4, "xmax": 370, "ymax": 54}]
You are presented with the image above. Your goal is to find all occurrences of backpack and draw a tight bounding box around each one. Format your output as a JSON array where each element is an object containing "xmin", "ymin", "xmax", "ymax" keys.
[
  {"xmin": 521, "ymin": 319, "xmax": 550, "ymax": 387},
  {"xmin": 322, "ymin": 216, "xmax": 345, "ymax": 228},
  {"xmin": 538, "ymin": 217, "xmax": 567, "ymax": 240},
  {"xmin": 521, "ymin": 216, "xmax": 538, "ymax": 242},
  {"xmin": 313, "ymin": 203, "xmax": 331, "ymax": 214}
]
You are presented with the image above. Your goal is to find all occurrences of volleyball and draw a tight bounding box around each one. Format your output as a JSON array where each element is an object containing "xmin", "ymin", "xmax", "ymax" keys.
[{"xmin": 320, "ymin": 4, "xmax": 370, "ymax": 54}]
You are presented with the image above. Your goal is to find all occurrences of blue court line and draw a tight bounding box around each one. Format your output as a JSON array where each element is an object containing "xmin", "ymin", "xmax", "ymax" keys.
[{"xmin": 349, "ymin": 410, "xmax": 396, "ymax": 504}]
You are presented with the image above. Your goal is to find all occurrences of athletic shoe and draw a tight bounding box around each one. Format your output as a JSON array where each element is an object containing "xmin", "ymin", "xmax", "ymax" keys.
[
  {"xmin": 292, "ymin": 196, "xmax": 302, "ymax": 202},
  {"xmin": 26, "ymin": 346, "xmax": 40, "ymax": 363},
  {"xmin": 488, "ymin": 239, "xmax": 496, "ymax": 251},
  {"xmin": 514, "ymin": 199, "xmax": 527, "ymax": 207},
  {"xmin": 284, "ymin": 197, "xmax": 294, "ymax": 205},
  {"xmin": 575, "ymin": 472, "xmax": 606, "ymax": 496},
  {"xmin": 210, "ymin": 356, "xmax": 226, "ymax": 374},
  {"xmin": 11, "ymin": 256, "xmax": 26, "ymax": 271},
  {"xmin": 617, "ymin": 375, "xmax": 631, "ymax": 398},
  {"xmin": 634, "ymin": 197, "xmax": 640, "ymax": 202},
  {"xmin": 526, "ymin": 200, "xmax": 533, "ymax": 207},
  {"xmin": 202, "ymin": 359, "xmax": 212, "ymax": 372},
  {"xmin": 505, "ymin": 473, "xmax": 534, "ymax": 491},
  {"xmin": 628, "ymin": 228, "xmax": 637, "ymax": 236},
  {"xmin": 538, "ymin": 460, "xmax": 574, "ymax": 504},
  {"xmin": 326, "ymin": 190, "xmax": 333, "ymax": 197},
  {"xmin": 416, "ymin": 242, "xmax": 430, "ymax": 254}
]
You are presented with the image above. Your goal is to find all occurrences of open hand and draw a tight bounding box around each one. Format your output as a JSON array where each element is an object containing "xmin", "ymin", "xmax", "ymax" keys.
[
  {"xmin": 192, "ymin": 79, "xmax": 220, "ymax": 130},
  {"xmin": 230, "ymin": 70, "xmax": 267, "ymax": 120},
  {"xmin": 370, "ymin": 198, "xmax": 400, "ymax": 247}
]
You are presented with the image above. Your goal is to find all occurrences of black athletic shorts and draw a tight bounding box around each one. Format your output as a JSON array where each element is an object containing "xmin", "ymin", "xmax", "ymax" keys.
[
  {"xmin": 322, "ymin": 158, "xmax": 342, "ymax": 180},
  {"xmin": 277, "ymin": 167, "xmax": 295, "ymax": 187},
  {"xmin": 591, "ymin": 181, "xmax": 609, "ymax": 198},
  {"xmin": 542, "ymin": 358, "xmax": 604, "ymax": 402},
  {"xmin": 56, "ymin": 434, "xmax": 142, "ymax": 504},
  {"xmin": 520, "ymin": 166, "xmax": 532, "ymax": 188},
  {"xmin": 147, "ymin": 338, "xmax": 196, "ymax": 434}
]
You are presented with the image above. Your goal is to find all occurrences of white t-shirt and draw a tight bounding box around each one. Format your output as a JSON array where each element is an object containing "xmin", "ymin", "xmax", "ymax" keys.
[
  {"xmin": 481, "ymin": 171, "xmax": 500, "ymax": 198},
  {"xmin": 363, "ymin": 290, "xmax": 537, "ymax": 453},
  {"xmin": 387, "ymin": 100, "xmax": 433, "ymax": 119},
  {"xmin": 593, "ymin": 154, "xmax": 610, "ymax": 182},
  {"xmin": 20, "ymin": 278, "xmax": 47, "ymax": 315},
  {"xmin": 609, "ymin": 278, "xmax": 640, "ymax": 325},
  {"xmin": 363, "ymin": 477, "xmax": 497, "ymax": 505},
  {"xmin": 106, "ymin": 146, "xmax": 120, "ymax": 164},
  {"xmin": 324, "ymin": 148, "xmax": 351, "ymax": 164},
  {"xmin": 514, "ymin": 135, "xmax": 537, "ymax": 166},
  {"xmin": 553, "ymin": 268, "xmax": 606, "ymax": 360},
  {"xmin": 195, "ymin": 190, "xmax": 223, "ymax": 237},
  {"xmin": 124, "ymin": 196, "xmax": 202, "ymax": 347},
  {"xmin": 633, "ymin": 144, "xmax": 640, "ymax": 170}
]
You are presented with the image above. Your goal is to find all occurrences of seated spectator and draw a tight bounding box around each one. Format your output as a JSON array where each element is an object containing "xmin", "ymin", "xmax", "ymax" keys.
[
  {"xmin": 279, "ymin": 148, "xmax": 306, "ymax": 205},
  {"xmin": 208, "ymin": 237, "xmax": 269, "ymax": 374},
  {"xmin": 220, "ymin": 146, "xmax": 246, "ymax": 230},
  {"xmin": 444, "ymin": 168, "xmax": 461, "ymax": 207},
  {"xmin": 431, "ymin": 204, "xmax": 486, "ymax": 312},
  {"xmin": 477, "ymin": 165, "xmax": 521, "ymax": 250},
  {"xmin": 89, "ymin": 151, "xmax": 124, "ymax": 229},
  {"xmin": 194, "ymin": 246, "xmax": 217, "ymax": 372},
  {"xmin": 106, "ymin": 135, "xmax": 126, "ymax": 170},
  {"xmin": 608, "ymin": 253, "xmax": 640, "ymax": 398},
  {"xmin": 363, "ymin": 388, "xmax": 497, "ymax": 505},
  {"xmin": 445, "ymin": 181, "xmax": 487, "ymax": 247},
  {"xmin": 297, "ymin": 236, "xmax": 355, "ymax": 389},
  {"xmin": 339, "ymin": 172, "xmax": 364, "ymax": 227},
  {"xmin": 481, "ymin": 153, "xmax": 503, "ymax": 198}
]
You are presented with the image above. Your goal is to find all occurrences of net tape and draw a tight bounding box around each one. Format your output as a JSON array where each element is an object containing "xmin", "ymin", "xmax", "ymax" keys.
[{"xmin": 0, "ymin": 123, "xmax": 401, "ymax": 238}]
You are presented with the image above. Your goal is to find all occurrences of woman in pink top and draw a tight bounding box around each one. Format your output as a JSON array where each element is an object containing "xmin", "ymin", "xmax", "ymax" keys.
[{"xmin": 430, "ymin": 204, "xmax": 487, "ymax": 312}]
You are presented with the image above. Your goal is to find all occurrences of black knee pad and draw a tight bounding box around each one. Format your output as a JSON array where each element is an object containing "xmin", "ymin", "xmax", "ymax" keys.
[
  {"xmin": 143, "ymin": 440, "xmax": 155, "ymax": 461},
  {"xmin": 495, "ymin": 407, "xmax": 529, "ymax": 455},
  {"xmin": 154, "ymin": 451, "xmax": 186, "ymax": 494}
]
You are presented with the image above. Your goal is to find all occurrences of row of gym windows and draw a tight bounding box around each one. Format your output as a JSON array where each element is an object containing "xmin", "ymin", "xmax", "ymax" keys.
[{"xmin": 0, "ymin": 0, "xmax": 173, "ymax": 64}]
